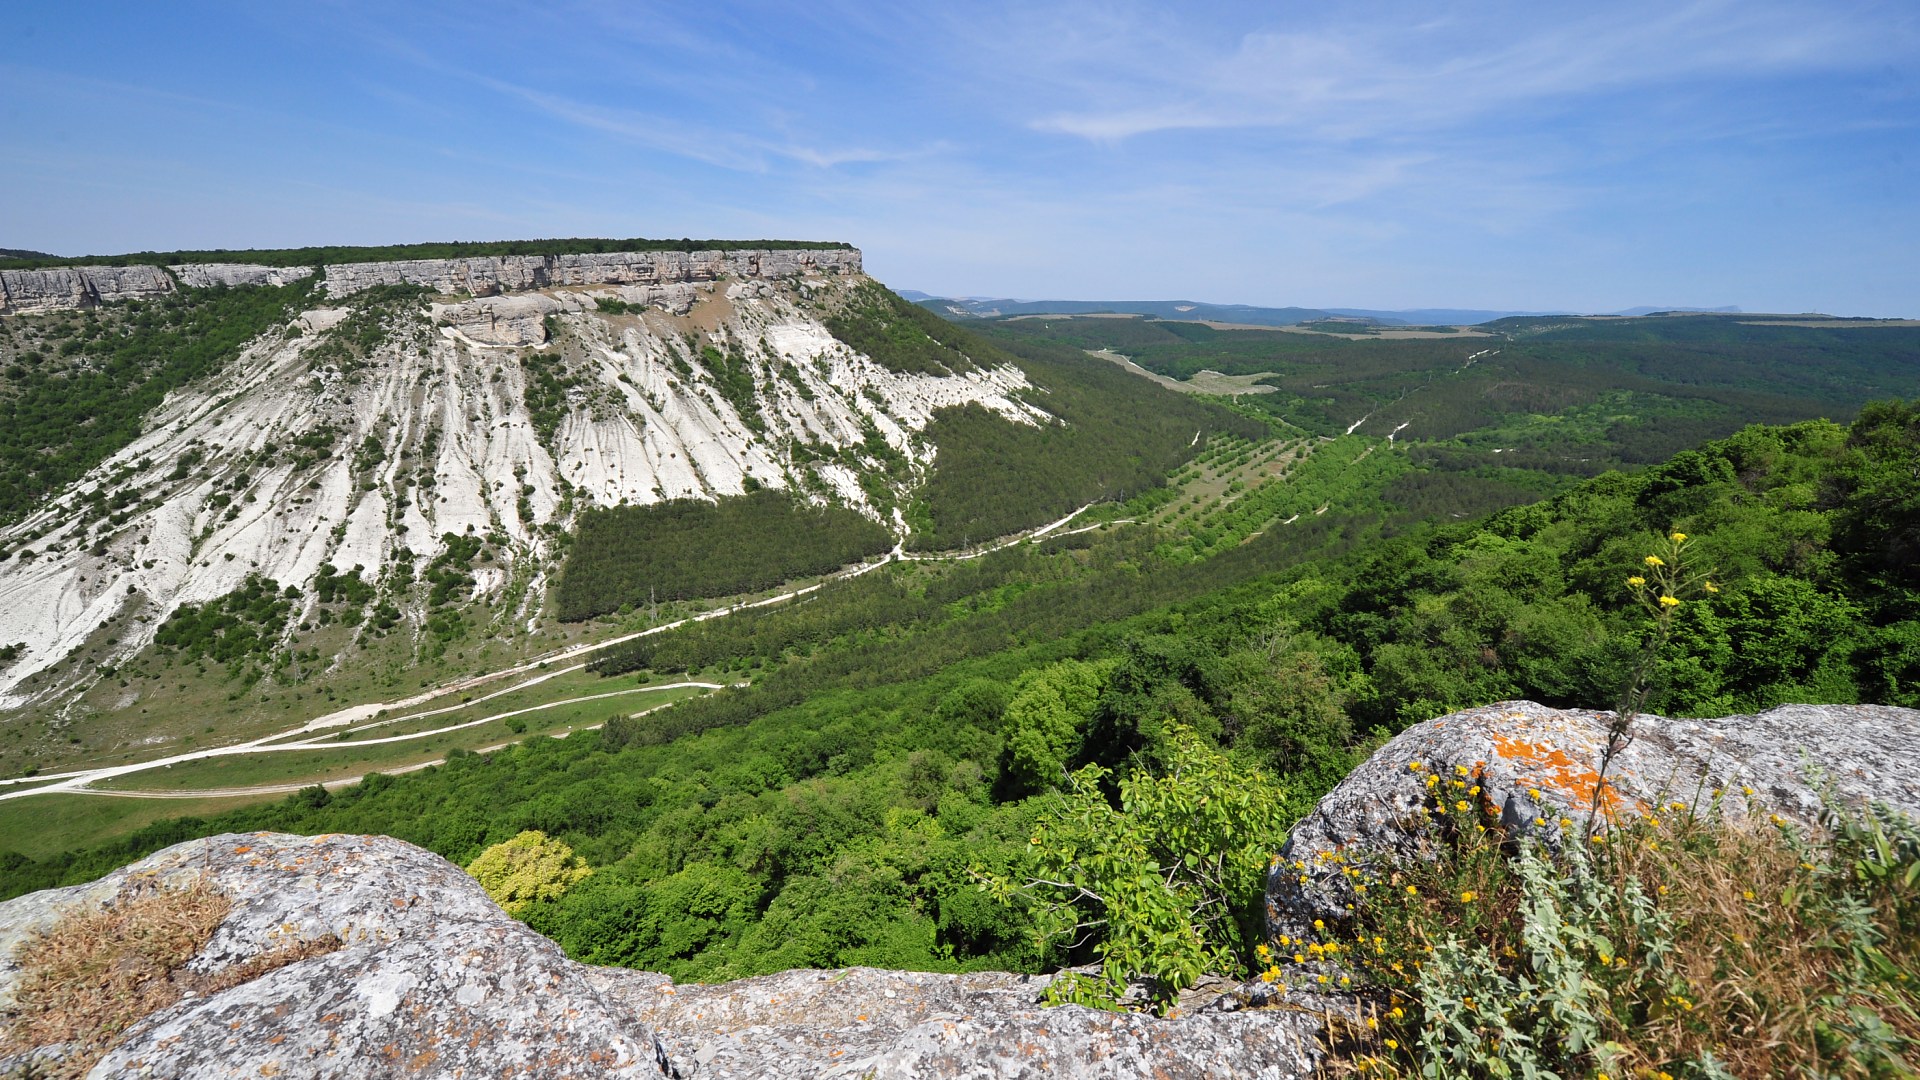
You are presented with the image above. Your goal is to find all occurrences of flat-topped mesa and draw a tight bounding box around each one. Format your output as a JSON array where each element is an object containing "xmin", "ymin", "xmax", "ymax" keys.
[
  {"xmin": 319, "ymin": 247, "xmax": 865, "ymax": 299},
  {"xmin": 0, "ymin": 265, "xmax": 175, "ymax": 314},
  {"xmin": 0, "ymin": 248, "xmax": 863, "ymax": 313}
]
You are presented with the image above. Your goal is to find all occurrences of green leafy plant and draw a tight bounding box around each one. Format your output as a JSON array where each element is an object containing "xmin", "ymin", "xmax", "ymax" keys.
[{"xmin": 978, "ymin": 728, "xmax": 1293, "ymax": 1013}]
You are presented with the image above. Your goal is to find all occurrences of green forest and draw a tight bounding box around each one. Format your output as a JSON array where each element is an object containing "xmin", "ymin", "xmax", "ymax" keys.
[
  {"xmin": 11, "ymin": 400, "xmax": 1917, "ymax": 1000},
  {"xmin": 554, "ymin": 491, "xmax": 895, "ymax": 620},
  {"xmin": 906, "ymin": 333, "xmax": 1264, "ymax": 550}
]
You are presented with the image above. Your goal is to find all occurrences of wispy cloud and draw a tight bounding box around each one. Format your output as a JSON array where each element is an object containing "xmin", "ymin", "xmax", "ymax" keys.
[{"xmin": 1021, "ymin": 1, "xmax": 1912, "ymax": 141}]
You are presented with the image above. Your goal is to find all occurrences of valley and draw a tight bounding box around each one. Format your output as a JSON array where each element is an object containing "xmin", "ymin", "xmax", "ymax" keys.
[{"xmin": 2, "ymin": 239, "xmax": 1917, "ymax": 1050}]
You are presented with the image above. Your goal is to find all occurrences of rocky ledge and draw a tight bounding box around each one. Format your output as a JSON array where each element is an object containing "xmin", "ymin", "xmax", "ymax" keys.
[
  {"xmin": 320, "ymin": 249, "xmax": 864, "ymax": 299},
  {"xmin": 0, "ymin": 265, "xmax": 176, "ymax": 314},
  {"xmin": 1268, "ymin": 700, "xmax": 1920, "ymax": 941},
  {"xmin": 0, "ymin": 832, "xmax": 1321, "ymax": 1079},
  {"xmin": 0, "ymin": 249, "xmax": 863, "ymax": 314}
]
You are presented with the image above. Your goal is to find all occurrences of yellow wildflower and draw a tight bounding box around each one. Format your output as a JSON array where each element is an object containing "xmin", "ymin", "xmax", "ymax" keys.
[
  {"xmin": 1645, "ymin": 555, "xmax": 1665, "ymax": 567},
  {"xmin": 1658, "ymin": 595, "xmax": 1680, "ymax": 608},
  {"xmin": 1670, "ymin": 531, "xmax": 1687, "ymax": 542},
  {"xmin": 1460, "ymin": 890, "xmax": 1477, "ymax": 903},
  {"xmin": 1627, "ymin": 575, "xmax": 1646, "ymax": 587},
  {"xmin": 1704, "ymin": 581, "xmax": 1719, "ymax": 593}
]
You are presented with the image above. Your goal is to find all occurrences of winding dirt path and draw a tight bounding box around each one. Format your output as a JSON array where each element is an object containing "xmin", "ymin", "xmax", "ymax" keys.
[{"xmin": 0, "ymin": 507, "xmax": 1100, "ymax": 804}]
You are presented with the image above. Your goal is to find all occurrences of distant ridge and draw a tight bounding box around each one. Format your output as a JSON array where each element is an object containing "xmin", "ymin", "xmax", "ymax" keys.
[
  {"xmin": 908, "ymin": 293, "xmax": 1748, "ymax": 327},
  {"xmin": 0, "ymin": 249, "xmax": 56, "ymax": 262},
  {"xmin": 906, "ymin": 294, "xmax": 1333, "ymax": 326}
]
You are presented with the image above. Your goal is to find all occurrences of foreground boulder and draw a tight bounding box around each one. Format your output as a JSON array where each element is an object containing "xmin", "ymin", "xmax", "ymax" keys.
[
  {"xmin": 0, "ymin": 832, "xmax": 1321, "ymax": 1078},
  {"xmin": 0, "ymin": 834, "xmax": 675, "ymax": 1078},
  {"xmin": 1268, "ymin": 700, "xmax": 1920, "ymax": 941}
]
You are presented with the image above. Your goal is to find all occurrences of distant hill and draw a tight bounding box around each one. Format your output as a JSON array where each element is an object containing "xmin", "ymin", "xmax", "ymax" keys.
[
  {"xmin": 907, "ymin": 294, "xmax": 1749, "ymax": 327},
  {"xmin": 0, "ymin": 249, "xmax": 56, "ymax": 262},
  {"xmin": 909, "ymin": 295, "xmax": 1337, "ymax": 326}
]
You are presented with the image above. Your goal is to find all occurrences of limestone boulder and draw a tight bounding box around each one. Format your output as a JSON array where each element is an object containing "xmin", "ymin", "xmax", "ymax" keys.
[
  {"xmin": 590, "ymin": 966, "xmax": 1322, "ymax": 1079},
  {"xmin": 1266, "ymin": 700, "xmax": 1920, "ymax": 942},
  {"xmin": 0, "ymin": 833, "xmax": 674, "ymax": 1079}
]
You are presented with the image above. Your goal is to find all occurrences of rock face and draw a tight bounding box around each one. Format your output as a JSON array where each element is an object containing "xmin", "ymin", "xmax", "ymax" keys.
[
  {"xmin": 0, "ymin": 265, "xmax": 176, "ymax": 313},
  {"xmin": 0, "ymin": 833, "xmax": 1322, "ymax": 1079},
  {"xmin": 169, "ymin": 263, "xmax": 317, "ymax": 288},
  {"xmin": 319, "ymin": 248, "xmax": 863, "ymax": 299},
  {"xmin": 0, "ymin": 260, "xmax": 1046, "ymax": 707},
  {"xmin": 591, "ymin": 967, "xmax": 1322, "ymax": 1079},
  {"xmin": 1267, "ymin": 699, "xmax": 1920, "ymax": 942},
  {"xmin": 0, "ymin": 249, "xmax": 858, "ymax": 313},
  {"xmin": 428, "ymin": 284, "xmax": 702, "ymax": 347},
  {"xmin": 0, "ymin": 833, "xmax": 673, "ymax": 1078}
]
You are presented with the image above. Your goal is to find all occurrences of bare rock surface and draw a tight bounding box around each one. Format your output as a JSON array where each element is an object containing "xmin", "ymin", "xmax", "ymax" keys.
[
  {"xmin": 169, "ymin": 263, "xmax": 317, "ymax": 288},
  {"xmin": 321, "ymin": 248, "xmax": 863, "ymax": 298},
  {"xmin": 590, "ymin": 966, "xmax": 1322, "ymax": 1079},
  {"xmin": 1, "ymin": 833, "xmax": 673, "ymax": 1078},
  {"xmin": 0, "ymin": 265, "xmax": 175, "ymax": 313},
  {"xmin": 1268, "ymin": 699, "xmax": 1920, "ymax": 941},
  {"xmin": 2, "ymin": 833, "xmax": 1322, "ymax": 1078}
]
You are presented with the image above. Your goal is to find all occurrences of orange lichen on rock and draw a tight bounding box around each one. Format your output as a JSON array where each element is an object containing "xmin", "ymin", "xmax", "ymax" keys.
[{"xmin": 1487, "ymin": 730, "xmax": 1625, "ymax": 815}]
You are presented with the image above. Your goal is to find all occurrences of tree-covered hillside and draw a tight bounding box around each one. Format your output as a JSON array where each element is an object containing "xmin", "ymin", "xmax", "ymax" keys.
[
  {"xmin": 11, "ymin": 403, "xmax": 1916, "ymax": 994},
  {"xmin": 0, "ymin": 280, "xmax": 312, "ymax": 526}
]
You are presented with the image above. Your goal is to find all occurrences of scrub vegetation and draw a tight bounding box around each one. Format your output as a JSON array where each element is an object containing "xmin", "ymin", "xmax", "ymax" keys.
[
  {"xmin": 4, "ymin": 277, "xmax": 1919, "ymax": 1070},
  {"xmin": 11, "ymin": 403, "xmax": 1918, "ymax": 1026}
]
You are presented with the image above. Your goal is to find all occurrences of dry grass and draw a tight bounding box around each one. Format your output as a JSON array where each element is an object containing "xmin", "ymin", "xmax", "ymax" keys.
[
  {"xmin": 1310, "ymin": 784, "xmax": 1920, "ymax": 1079},
  {"xmin": 0, "ymin": 876, "xmax": 340, "ymax": 1078}
]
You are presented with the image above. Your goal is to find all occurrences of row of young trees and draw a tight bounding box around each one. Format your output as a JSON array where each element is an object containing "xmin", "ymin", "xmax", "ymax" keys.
[{"xmin": 553, "ymin": 490, "xmax": 894, "ymax": 620}]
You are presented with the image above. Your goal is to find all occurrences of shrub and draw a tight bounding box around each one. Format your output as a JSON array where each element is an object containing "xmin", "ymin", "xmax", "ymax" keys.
[
  {"xmin": 464, "ymin": 830, "xmax": 593, "ymax": 916},
  {"xmin": 980, "ymin": 728, "xmax": 1294, "ymax": 1013}
]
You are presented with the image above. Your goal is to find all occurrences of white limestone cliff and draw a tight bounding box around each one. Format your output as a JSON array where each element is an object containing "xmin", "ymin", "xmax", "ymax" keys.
[{"xmin": 0, "ymin": 261, "xmax": 1043, "ymax": 708}]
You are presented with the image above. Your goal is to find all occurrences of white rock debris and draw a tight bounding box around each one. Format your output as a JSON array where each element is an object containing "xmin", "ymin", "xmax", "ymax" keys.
[{"xmin": 0, "ymin": 259, "xmax": 1044, "ymax": 708}]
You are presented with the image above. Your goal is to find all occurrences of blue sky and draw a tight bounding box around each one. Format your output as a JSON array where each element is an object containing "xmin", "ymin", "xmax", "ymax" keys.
[{"xmin": 3, "ymin": 1, "xmax": 1916, "ymax": 315}]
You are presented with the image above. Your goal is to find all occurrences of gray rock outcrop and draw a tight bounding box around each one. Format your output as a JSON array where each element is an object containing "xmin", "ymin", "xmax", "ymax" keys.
[
  {"xmin": 1, "ymin": 832, "xmax": 1321, "ymax": 1079},
  {"xmin": 321, "ymin": 248, "xmax": 862, "ymax": 299},
  {"xmin": 1, "ymin": 833, "xmax": 674, "ymax": 1078},
  {"xmin": 431, "ymin": 284, "xmax": 701, "ymax": 346},
  {"xmin": 0, "ymin": 249, "xmax": 859, "ymax": 314},
  {"xmin": 169, "ymin": 263, "xmax": 317, "ymax": 288},
  {"xmin": 0, "ymin": 265, "xmax": 176, "ymax": 314},
  {"xmin": 591, "ymin": 966, "xmax": 1321, "ymax": 1079},
  {"xmin": 1267, "ymin": 700, "xmax": 1920, "ymax": 942}
]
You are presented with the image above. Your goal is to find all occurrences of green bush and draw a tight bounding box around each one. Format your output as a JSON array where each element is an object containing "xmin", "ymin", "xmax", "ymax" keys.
[
  {"xmin": 464, "ymin": 830, "xmax": 593, "ymax": 916},
  {"xmin": 980, "ymin": 729, "xmax": 1297, "ymax": 1013}
]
